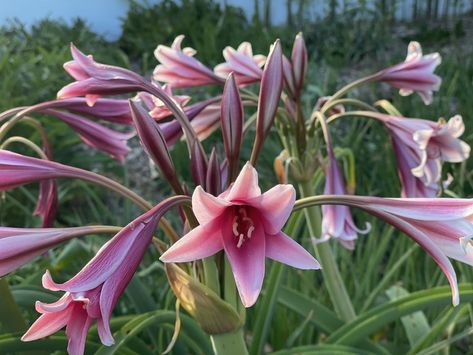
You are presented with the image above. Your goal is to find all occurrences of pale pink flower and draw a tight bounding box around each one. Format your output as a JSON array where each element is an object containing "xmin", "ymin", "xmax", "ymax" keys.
[
  {"xmin": 340, "ymin": 196, "xmax": 473, "ymax": 305},
  {"xmin": 153, "ymin": 35, "xmax": 224, "ymax": 87},
  {"xmin": 0, "ymin": 226, "xmax": 105, "ymax": 277},
  {"xmin": 214, "ymin": 42, "xmax": 266, "ymax": 85},
  {"xmin": 22, "ymin": 196, "xmax": 187, "ymax": 354},
  {"xmin": 321, "ymin": 149, "xmax": 370, "ymax": 250},
  {"xmin": 375, "ymin": 41, "xmax": 441, "ymax": 104},
  {"xmin": 41, "ymin": 109, "xmax": 134, "ymax": 161},
  {"xmin": 58, "ymin": 44, "xmax": 148, "ymax": 106},
  {"xmin": 138, "ymin": 85, "xmax": 190, "ymax": 121},
  {"xmin": 48, "ymin": 98, "xmax": 133, "ymax": 124},
  {"xmin": 160, "ymin": 163, "xmax": 320, "ymax": 307},
  {"xmin": 374, "ymin": 113, "xmax": 470, "ymax": 197}
]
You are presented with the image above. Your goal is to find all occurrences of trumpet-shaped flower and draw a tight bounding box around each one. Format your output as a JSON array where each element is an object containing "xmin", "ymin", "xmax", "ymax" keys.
[
  {"xmin": 342, "ymin": 196, "xmax": 473, "ymax": 305},
  {"xmin": 41, "ymin": 109, "xmax": 134, "ymax": 161},
  {"xmin": 370, "ymin": 113, "xmax": 470, "ymax": 197},
  {"xmin": 154, "ymin": 35, "xmax": 224, "ymax": 87},
  {"xmin": 321, "ymin": 149, "xmax": 370, "ymax": 250},
  {"xmin": 58, "ymin": 44, "xmax": 148, "ymax": 106},
  {"xmin": 22, "ymin": 196, "xmax": 186, "ymax": 354},
  {"xmin": 214, "ymin": 42, "xmax": 266, "ymax": 85},
  {"xmin": 374, "ymin": 41, "xmax": 441, "ymax": 104},
  {"xmin": 0, "ymin": 226, "xmax": 106, "ymax": 277},
  {"xmin": 160, "ymin": 163, "xmax": 320, "ymax": 307}
]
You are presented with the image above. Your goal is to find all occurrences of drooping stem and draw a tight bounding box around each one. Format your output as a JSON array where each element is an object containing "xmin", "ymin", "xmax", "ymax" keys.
[
  {"xmin": 211, "ymin": 329, "xmax": 248, "ymax": 355},
  {"xmin": 298, "ymin": 181, "xmax": 356, "ymax": 321}
]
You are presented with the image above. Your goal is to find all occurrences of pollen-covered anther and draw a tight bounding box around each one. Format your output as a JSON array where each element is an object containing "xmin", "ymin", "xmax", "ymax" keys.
[{"xmin": 232, "ymin": 207, "xmax": 255, "ymax": 247}]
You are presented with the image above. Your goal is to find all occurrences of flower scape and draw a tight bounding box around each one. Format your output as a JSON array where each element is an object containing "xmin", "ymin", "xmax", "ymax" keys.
[{"xmin": 0, "ymin": 33, "xmax": 472, "ymax": 355}]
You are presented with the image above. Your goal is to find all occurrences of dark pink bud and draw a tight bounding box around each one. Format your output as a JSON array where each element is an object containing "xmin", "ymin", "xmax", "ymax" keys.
[
  {"xmin": 291, "ymin": 32, "xmax": 308, "ymax": 94},
  {"xmin": 282, "ymin": 55, "xmax": 296, "ymax": 99},
  {"xmin": 221, "ymin": 74, "xmax": 243, "ymax": 180},
  {"xmin": 251, "ymin": 40, "xmax": 283, "ymax": 164},
  {"xmin": 206, "ymin": 148, "xmax": 221, "ymax": 196},
  {"xmin": 191, "ymin": 140, "xmax": 208, "ymax": 189},
  {"xmin": 129, "ymin": 100, "xmax": 182, "ymax": 194}
]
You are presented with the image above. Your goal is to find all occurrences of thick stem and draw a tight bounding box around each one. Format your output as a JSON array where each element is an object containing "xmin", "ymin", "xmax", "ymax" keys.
[
  {"xmin": 298, "ymin": 181, "xmax": 356, "ymax": 321},
  {"xmin": 211, "ymin": 329, "xmax": 248, "ymax": 355}
]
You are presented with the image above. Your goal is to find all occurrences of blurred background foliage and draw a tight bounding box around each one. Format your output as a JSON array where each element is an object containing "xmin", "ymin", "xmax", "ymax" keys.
[{"xmin": 1, "ymin": 0, "xmax": 473, "ymax": 353}]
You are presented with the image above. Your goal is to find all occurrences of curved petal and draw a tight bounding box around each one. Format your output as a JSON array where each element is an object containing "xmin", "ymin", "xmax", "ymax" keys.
[
  {"xmin": 192, "ymin": 186, "xmax": 231, "ymax": 225},
  {"xmin": 225, "ymin": 162, "xmax": 261, "ymax": 202},
  {"xmin": 223, "ymin": 213, "xmax": 266, "ymax": 307},
  {"xmin": 250, "ymin": 184, "xmax": 295, "ymax": 235},
  {"xmin": 160, "ymin": 217, "xmax": 224, "ymax": 263},
  {"xmin": 65, "ymin": 305, "xmax": 93, "ymax": 355},
  {"xmin": 265, "ymin": 232, "xmax": 320, "ymax": 270},
  {"xmin": 22, "ymin": 307, "xmax": 72, "ymax": 341}
]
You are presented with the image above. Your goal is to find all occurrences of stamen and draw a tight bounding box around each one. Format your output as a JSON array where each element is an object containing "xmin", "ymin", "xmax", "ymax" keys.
[
  {"xmin": 247, "ymin": 225, "xmax": 255, "ymax": 239},
  {"xmin": 232, "ymin": 216, "xmax": 239, "ymax": 236},
  {"xmin": 237, "ymin": 234, "xmax": 244, "ymax": 248},
  {"xmin": 239, "ymin": 207, "xmax": 247, "ymax": 217}
]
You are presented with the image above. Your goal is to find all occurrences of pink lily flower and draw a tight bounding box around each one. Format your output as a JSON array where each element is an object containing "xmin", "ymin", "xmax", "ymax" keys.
[
  {"xmin": 214, "ymin": 42, "xmax": 266, "ymax": 86},
  {"xmin": 58, "ymin": 44, "xmax": 148, "ymax": 106},
  {"xmin": 153, "ymin": 35, "xmax": 224, "ymax": 88},
  {"xmin": 41, "ymin": 109, "xmax": 134, "ymax": 161},
  {"xmin": 22, "ymin": 196, "xmax": 187, "ymax": 354},
  {"xmin": 48, "ymin": 98, "xmax": 133, "ymax": 124},
  {"xmin": 372, "ymin": 112, "xmax": 470, "ymax": 197},
  {"xmin": 374, "ymin": 41, "xmax": 441, "ymax": 104},
  {"xmin": 160, "ymin": 163, "xmax": 320, "ymax": 307},
  {"xmin": 138, "ymin": 85, "xmax": 190, "ymax": 121},
  {"xmin": 339, "ymin": 196, "xmax": 473, "ymax": 305},
  {"xmin": 0, "ymin": 226, "xmax": 112, "ymax": 277},
  {"xmin": 321, "ymin": 147, "xmax": 370, "ymax": 250}
]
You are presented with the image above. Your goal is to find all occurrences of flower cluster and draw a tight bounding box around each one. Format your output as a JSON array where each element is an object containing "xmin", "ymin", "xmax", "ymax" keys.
[{"xmin": 0, "ymin": 32, "xmax": 471, "ymax": 355}]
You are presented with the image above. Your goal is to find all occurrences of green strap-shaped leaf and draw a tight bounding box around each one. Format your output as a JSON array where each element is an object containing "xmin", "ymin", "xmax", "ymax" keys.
[
  {"xmin": 94, "ymin": 310, "xmax": 211, "ymax": 355},
  {"xmin": 385, "ymin": 285, "xmax": 431, "ymax": 347},
  {"xmin": 272, "ymin": 343, "xmax": 376, "ymax": 355},
  {"xmin": 325, "ymin": 284, "xmax": 473, "ymax": 346}
]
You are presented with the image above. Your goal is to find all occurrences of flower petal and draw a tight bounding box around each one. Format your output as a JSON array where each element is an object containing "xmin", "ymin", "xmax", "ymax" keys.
[
  {"xmin": 223, "ymin": 213, "xmax": 266, "ymax": 307},
  {"xmin": 22, "ymin": 306, "xmax": 72, "ymax": 341},
  {"xmin": 160, "ymin": 217, "xmax": 224, "ymax": 263},
  {"xmin": 250, "ymin": 184, "xmax": 295, "ymax": 234},
  {"xmin": 266, "ymin": 232, "xmax": 320, "ymax": 269},
  {"xmin": 225, "ymin": 162, "xmax": 261, "ymax": 202}
]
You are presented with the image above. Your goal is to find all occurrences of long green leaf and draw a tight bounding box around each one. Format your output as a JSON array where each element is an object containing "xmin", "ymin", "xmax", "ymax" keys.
[
  {"xmin": 94, "ymin": 310, "xmax": 212, "ymax": 355},
  {"xmin": 272, "ymin": 343, "xmax": 376, "ymax": 355},
  {"xmin": 326, "ymin": 284, "xmax": 473, "ymax": 346},
  {"xmin": 385, "ymin": 285, "xmax": 431, "ymax": 347}
]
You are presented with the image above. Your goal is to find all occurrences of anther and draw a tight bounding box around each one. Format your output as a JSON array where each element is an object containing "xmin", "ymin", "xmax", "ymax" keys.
[
  {"xmin": 232, "ymin": 216, "xmax": 239, "ymax": 236},
  {"xmin": 247, "ymin": 225, "xmax": 255, "ymax": 239},
  {"xmin": 237, "ymin": 234, "xmax": 244, "ymax": 248}
]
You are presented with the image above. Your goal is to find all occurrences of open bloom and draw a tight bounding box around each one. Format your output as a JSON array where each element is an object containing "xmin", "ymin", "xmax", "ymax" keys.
[
  {"xmin": 214, "ymin": 42, "xmax": 266, "ymax": 85},
  {"xmin": 137, "ymin": 85, "xmax": 190, "ymax": 121},
  {"xmin": 58, "ymin": 44, "xmax": 147, "ymax": 106},
  {"xmin": 47, "ymin": 97, "xmax": 133, "ymax": 124},
  {"xmin": 374, "ymin": 41, "xmax": 441, "ymax": 104},
  {"xmin": 341, "ymin": 196, "xmax": 473, "ymax": 305},
  {"xmin": 160, "ymin": 163, "xmax": 320, "ymax": 307},
  {"xmin": 22, "ymin": 196, "xmax": 186, "ymax": 354},
  {"xmin": 41, "ymin": 109, "xmax": 134, "ymax": 161},
  {"xmin": 370, "ymin": 112, "xmax": 470, "ymax": 197},
  {"xmin": 153, "ymin": 35, "xmax": 224, "ymax": 88},
  {"xmin": 0, "ymin": 226, "xmax": 113, "ymax": 277},
  {"xmin": 321, "ymin": 149, "xmax": 370, "ymax": 250}
]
